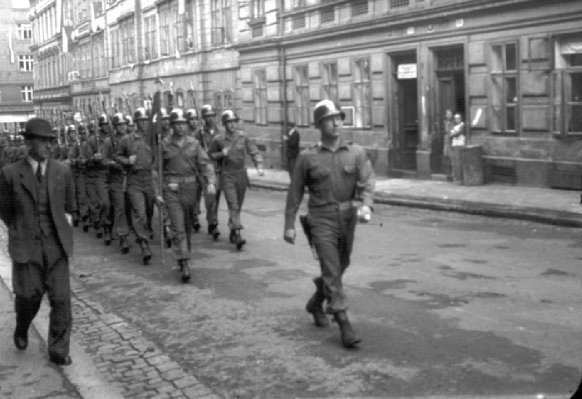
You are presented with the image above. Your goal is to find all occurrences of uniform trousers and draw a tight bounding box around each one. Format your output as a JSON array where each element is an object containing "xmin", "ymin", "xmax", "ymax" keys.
[
  {"xmin": 127, "ymin": 170, "xmax": 155, "ymax": 242},
  {"xmin": 108, "ymin": 172, "xmax": 129, "ymax": 238},
  {"xmin": 222, "ymin": 169, "xmax": 248, "ymax": 230},
  {"xmin": 85, "ymin": 171, "xmax": 110, "ymax": 228},
  {"xmin": 13, "ymin": 234, "xmax": 71, "ymax": 359},
  {"xmin": 73, "ymin": 171, "xmax": 89, "ymax": 220},
  {"xmin": 308, "ymin": 207, "xmax": 357, "ymax": 314},
  {"xmin": 164, "ymin": 181, "xmax": 198, "ymax": 260},
  {"xmin": 194, "ymin": 176, "xmax": 220, "ymax": 227}
]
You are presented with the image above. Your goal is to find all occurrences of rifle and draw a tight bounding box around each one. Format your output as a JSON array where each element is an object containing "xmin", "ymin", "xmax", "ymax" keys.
[
  {"xmin": 88, "ymin": 103, "xmax": 100, "ymax": 154},
  {"xmin": 100, "ymin": 92, "xmax": 116, "ymax": 151},
  {"xmin": 150, "ymin": 89, "xmax": 165, "ymax": 268}
]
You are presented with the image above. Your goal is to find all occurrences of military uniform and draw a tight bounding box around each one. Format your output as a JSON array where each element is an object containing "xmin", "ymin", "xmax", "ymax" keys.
[
  {"xmin": 284, "ymin": 99, "xmax": 375, "ymax": 348},
  {"xmin": 209, "ymin": 110, "xmax": 263, "ymax": 249},
  {"xmin": 68, "ymin": 127, "xmax": 90, "ymax": 229}
]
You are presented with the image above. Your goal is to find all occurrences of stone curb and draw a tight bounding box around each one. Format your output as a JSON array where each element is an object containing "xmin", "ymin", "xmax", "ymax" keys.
[{"xmin": 249, "ymin": 180, "xmax": 582, "ymax": 228}]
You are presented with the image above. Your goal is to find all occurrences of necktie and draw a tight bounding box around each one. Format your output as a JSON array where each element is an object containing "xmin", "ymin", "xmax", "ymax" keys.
[{"xmin": 36, "ymin": 164, "xmax": 43, "ymax": 183}]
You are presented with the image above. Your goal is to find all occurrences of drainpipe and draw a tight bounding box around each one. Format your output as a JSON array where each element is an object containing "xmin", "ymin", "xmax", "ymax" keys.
[{"xmin": 277, "ymin": 0, "xmax": 287, "ymax": 169}]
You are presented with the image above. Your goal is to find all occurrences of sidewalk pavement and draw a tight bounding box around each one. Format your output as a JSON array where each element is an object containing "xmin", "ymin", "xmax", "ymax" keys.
[{"xmin": 248, "ymin": 168, "xmax": 582, "ymax": 227}]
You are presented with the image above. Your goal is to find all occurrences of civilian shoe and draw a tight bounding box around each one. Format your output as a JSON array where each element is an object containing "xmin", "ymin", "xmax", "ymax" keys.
[{"xmin": 13, "ymin": 330, "xmax": 28, "ymax": 350}]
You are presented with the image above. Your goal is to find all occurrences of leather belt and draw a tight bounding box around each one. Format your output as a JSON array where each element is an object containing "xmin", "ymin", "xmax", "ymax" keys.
[
  {"xmin": 310, "ymin": 201, "xmax": 354, "ymax": 213},
  {"xmin": 165, "ymin": 175, "xmax": 198, "ymax": 184}
]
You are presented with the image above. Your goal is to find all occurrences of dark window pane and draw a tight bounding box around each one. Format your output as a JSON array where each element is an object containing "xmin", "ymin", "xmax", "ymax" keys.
[
  {"xmin": 505, "ymin": 43, "xmax": 517, "ymax": 71},
  {"xmin": 506, "ymin": 105, "xmax": 516, "ymax": 131},
  {"xmin": 506, "ymin": 77, "xmax": 517, "ymax": 103},
  {"xmin": 571, "ymin": 73, "xmax": 582, "ymax": 102},
  {"xmin": 568, "ymin": 104, "xmax": 582, "ymax": 133}
]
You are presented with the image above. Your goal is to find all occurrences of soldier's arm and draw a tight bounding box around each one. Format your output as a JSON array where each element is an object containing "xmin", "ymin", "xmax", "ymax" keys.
[
  {"xmin": 196, "ymin": 144, "xmax": 216, "ymax": 186},
  {"xmin": 114, "ymin": 137, "xmax": 132, "ymax": 165},
  {"xmin": 208, "ymin": 136, "xmax": 225, "ymax": 160},
  {"xmin": 245, "ymin": 136, "xmax": 264, "ymax": 169},
  {"xmin": 356, "ymin": 147, "xmax": 375, "ymax": 209},
  {"xmin": 284, "ymin": 153, "xmax": 307, "ymax": 231}
]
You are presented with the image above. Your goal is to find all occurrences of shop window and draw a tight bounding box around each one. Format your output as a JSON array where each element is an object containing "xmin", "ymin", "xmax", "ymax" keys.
[
  {"xmin": 322, "ymin": 62, "xmax": 339, "ymax": 104},
  {"xmin": 353, "ymin": 58, "xmax": 372, "ymax": 128},
  {"xmin": 295, "ymin": 65, "xmax": 310, "ymax": 126},
  {"xmin": 490, "ymin": 42, "xmax": 519, "ymax": 134},
  {"xmin": 254, "ymin": 69, "xmax": 267, "ymax": 125}
]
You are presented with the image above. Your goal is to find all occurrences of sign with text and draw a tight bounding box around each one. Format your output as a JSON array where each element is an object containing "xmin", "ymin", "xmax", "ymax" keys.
[{"xmin": 397, "ymin": 63, "xmax": 417, "ymax": 79}]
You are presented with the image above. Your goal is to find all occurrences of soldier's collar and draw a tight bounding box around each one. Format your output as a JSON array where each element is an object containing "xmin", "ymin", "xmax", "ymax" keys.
[{"xmin": 319, "ymin": 138, "xmax": 348, "ymax": 152}]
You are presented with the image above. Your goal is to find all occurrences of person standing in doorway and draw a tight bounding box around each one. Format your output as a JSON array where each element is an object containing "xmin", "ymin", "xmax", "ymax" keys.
[
  {"xmin": 283, "ymin": 100, "xmax": 375, "ymax": 349},
  {"xmin": 285, "ymin": 122, "xmax": 300, "ymax": 179},
  {"xmin": 0, "ymin": 118, "xmax": 76, "ymax": 366},
  {"xmin": 449, "ymin": 112, "xmax": 466, "ymax": 183},
  {"xmin": 442, "ymin": 109, "xmax": 454, "ymax": 181}
]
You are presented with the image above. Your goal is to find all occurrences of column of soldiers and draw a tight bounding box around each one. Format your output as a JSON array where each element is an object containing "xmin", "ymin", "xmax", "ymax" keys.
[{"xmin": 33, "ymin": 102, "xmax": 264, "ymax": 284}]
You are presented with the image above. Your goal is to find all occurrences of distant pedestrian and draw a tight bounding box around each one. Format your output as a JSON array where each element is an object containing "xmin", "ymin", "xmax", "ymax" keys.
[
  {"xmin": 0, "ymin": 118, "xmax": 76, "ymax": 366},
  {"xmin": 449, "ymin": 112, "xmax": 466, "ymax": 183},
  {"xmin": 443, "ymin": 109, "xmax": 454, "ymax": 181},
  {"xmin": 283, "ymin": 100, "xmax": 375, "ymax": 349},
  {"xmin": 285, "ymin": 122, "xmax": 300, "ymax": 179}
]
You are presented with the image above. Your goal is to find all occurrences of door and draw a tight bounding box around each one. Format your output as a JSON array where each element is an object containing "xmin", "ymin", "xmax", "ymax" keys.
[{"xmin": 397, "ymin": 78, "xmax": 419, "ymax": 170}]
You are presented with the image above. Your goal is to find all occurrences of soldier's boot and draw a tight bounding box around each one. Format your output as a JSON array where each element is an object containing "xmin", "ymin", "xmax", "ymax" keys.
[
  {"xmin": 95, "ymin": 225, "xmax": 103, "ymax": 239},
  {"xmin": 333, "ymin": 311, "xmax": 361, "ymax": 349},
  {"xmin": 229, "ymin": 229, "xmax": 236, "ymax": 244},
  {"xmin": 103, "ymin": 228, "xmax": 112, "ymax": 246},
  {"xmin": 82, "ymin": 217, "xmax": 90, "ymax": 233},
  {"xmin": 140, "ymin": 240, "xmax": 152, "ymax": 265},
  {"xmin": 208, "ymin": 224, "xmax": 220, "ymax": 241},
  {"xmin": 233, "ymin": 229, "xmax": 246, "ymax": 250},
  {"xmin": 120, "ymin": 236, "xmax": 130, "ymax": 254},
  {"xmin": 180, "ymin": 259, "xmax": 191, "ymax": 283},
  {"xmin": 305, "ymin": 277, "xmax": 329, "ymax": 328},
  {"xmin": 72, "ymin": 212, "xmax": 79, "ymax": 227}
]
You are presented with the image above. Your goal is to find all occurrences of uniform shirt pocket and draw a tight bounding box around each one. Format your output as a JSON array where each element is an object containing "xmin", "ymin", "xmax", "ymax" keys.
[{"xmin": 343, "ymin": 164, "xmax": 357, "ymax": 175}]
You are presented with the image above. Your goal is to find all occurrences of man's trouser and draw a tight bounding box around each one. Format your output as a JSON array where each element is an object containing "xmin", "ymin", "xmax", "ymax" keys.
[
  {"xmin": 108, "ymin": 172, "xmax": 129, "ymax": 239},
  {"xmin": 127, "ymin": 170, "xmax": 155, "ymax": 243},
  {"xmin": 195, "ymin": 176, "xmax": 220, "ymax": 227},
  {"xmin": 308, "ymin": 206, "xmax": 357, "ymax": 314},
  {"xmin": 222, "ymin": 169, "xmax": 248, "ymax": 230},
  {"xmin": 85, "ymin": 170, "xmax": 110, "ymax": 228},
  {"xmin": 73, "ymin": 170, "xmax": 89, "ymax": 220},
  {"xmin": 287, "ymin": 157, "xmax": 297, "ymax": 179},
  {"xmin": 164, "ymin": 179, "xmax": 198, "ymax": 260},
  {"xmin": 13, "ymin": 235, "xmax": 71, "ymax": 359}
]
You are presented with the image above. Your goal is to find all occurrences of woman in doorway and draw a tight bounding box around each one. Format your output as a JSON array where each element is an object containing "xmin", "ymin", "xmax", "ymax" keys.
[
  {"xmin": 449, "ymin": 112, "xmax": 466, "ymax": 183},
  {"xmin": 443, "ymin": 109, "xmax": 454, "ymax": 181}
]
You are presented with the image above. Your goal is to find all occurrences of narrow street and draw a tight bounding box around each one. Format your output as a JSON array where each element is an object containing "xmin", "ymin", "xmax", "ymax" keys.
[{"xmin": 63, "ymin": 188, "xmax": 581, "ymax": 398}]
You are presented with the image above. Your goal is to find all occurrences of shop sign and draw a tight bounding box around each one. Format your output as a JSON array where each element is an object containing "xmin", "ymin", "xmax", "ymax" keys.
[{"xmin": 398, "ymin": 64, "xmax": 417, "ymax": 79}]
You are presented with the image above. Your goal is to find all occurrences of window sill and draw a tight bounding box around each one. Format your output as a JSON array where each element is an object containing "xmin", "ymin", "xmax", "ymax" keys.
[
  {"xmin": 552, "ymin": 132, "xmax": 582, "ymax": 139},
  {"xmin": 490, "ymin": 131, "xmax": 518, "ymax": 136}
]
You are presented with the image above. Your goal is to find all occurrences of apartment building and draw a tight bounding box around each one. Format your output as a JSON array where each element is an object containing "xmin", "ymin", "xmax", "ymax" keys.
[
  {"xmin": 0, "ymin": 0, "xmax": 34, "ymax": 134},
  {"xmin": 236, "ymin": 0, "xmax": 582, "ymax": 188}
]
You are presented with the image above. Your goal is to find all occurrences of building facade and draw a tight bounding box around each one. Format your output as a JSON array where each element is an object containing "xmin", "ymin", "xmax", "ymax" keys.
[
  {"xmin": 236, "ymin": 0, "xmax": 582, "ymax": 189},
  {"xmin": 28, "ymin": 0, "xmax": 582, "ymax": 188},
  {"xmin": 0, "ymin": 0, "xmax": 34, "ymax": 135}
]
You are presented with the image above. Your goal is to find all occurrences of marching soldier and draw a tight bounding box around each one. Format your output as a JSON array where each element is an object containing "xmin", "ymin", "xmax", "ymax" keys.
[
  {"xmin": 283, "ymin": 100, "xmax": 375, "ymax": 349},
  {"xmin": 185, "ymin": 108, "xmax": 202, "ymax": 232},
  {"xmin": 102, "ymin": 112, "xmax": 130, "ymax": 249},
  {"xmin": 152, "ymin": 108, "xmax": 216, "ymax": 283},
  {"xmin": 194, "ymin": 104, "xmax": 221, "ymax": 240},
  {"xmin": 134, "ymin": 109, "xmax": 156, "ymax": 240},
  {"xmin": 115, "ymin": 107, "xmax": 154, "ymax": 265},
  {"xmin": 160, "ymin": 108, "xmax": 172, "ymax": 140},
  {"xmin": 68, "ymin": 125, "xmax": 90, "ymax": 229},
  {"xmin": 83, "ymin": 117, "xmax": 110, "ymax": 239},
  {"xmin": 208, "ymin": 110, "xmax": 264, "ymax": 250}
]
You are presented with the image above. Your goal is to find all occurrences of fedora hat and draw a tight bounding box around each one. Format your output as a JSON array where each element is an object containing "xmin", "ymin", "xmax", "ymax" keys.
[{"xmin": 22, "ymin": 118, "xmax": 57, "ymax": 139}]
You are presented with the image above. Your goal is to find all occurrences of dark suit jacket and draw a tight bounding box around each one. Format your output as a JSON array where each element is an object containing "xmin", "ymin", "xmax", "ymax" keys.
[{"xmin": 0, "ymin": 158, "xmax": 76, "ymax": 263}]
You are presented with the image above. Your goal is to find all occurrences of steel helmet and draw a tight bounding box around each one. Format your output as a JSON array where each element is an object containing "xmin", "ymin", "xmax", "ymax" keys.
[
  {"xmin": 313, "ymin": 99, "xmax": 345, "ymax": 125},
  {"xmin": 170, "ymin": 108, "xmax": 188, "ymax": 124},
  {"xmin": 87, "ymin": 121, "xmax": 96, "ymax": 132},
  {"xmin": 112, "ymin": 112, "xmax": 127, "ymax": 126},
  {"xmin": 186, "ymin": 108, "xmax": 198, "ymax": 121},
  {"xmin": 201, "ymin": 104, "xmax": 216, "ymax": 117},
  {"xmin": 160, "ymin": 108, "xmax": 170, "ymax": 120},
  {"xmin": 221, "ymin": 110, "xmax": 239, "ymax": 125},
  {"xmin": 133, "ymin": 107, "xmax": 149, "ymax": 121},
  {"xmin": 68, "ymin": 125, "xmax": 76, "ymax": 132},
  {"xmin": 124, "ymin": 115, "xmax": 134, "ymax": 126},
  {"xmin": 98, "ymin": 113, "xmax": 109, "ymax": 126}
]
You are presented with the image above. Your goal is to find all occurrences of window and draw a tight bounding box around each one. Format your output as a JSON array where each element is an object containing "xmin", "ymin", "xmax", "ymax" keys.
[
  {"xmin": 254, "ymin": 69, "xmax": 267, "ymax": 125},
  {"xmin": 174, "ymin": 6, "xmax": 184, "ymax": 53},
  {"xmin": 322, "ymin": 62, "xmax": 338, "ymax": 103},
  {"xmin": 353, "ymin": 58, "xmax": 372, "ymax": 128},
  {"xmin": 121, "ymin": 17, "xmax": 135, "ymax": 65},
  {"xmin": 292, "ymin": 14, "xmax": 305, "ymax": 29},
  {"xmin": 211, "ymin": 0, "xmax": 232, "ymax": 47},
  {"xmin": 21, "ymin": 86, "xmax": 33, "ymax": 102},
  {"xmin": 213, "ymin": 91, "xmax": 223, "ymax": 118},
  {"xmin": 144, "ymin": 14, "xmax": 158, "ymax": 61},
  {"xmin": 351, "ymin": 0, "xmax": 368, "ymax": 16},
  {"xmin": 490, "ymin": 42, "xmax": 519, "ymax": 133},
  {"xmin": 159, "ymin": 4, "xmax": 172, "ymax": 56},
  {"xmin": 252, "ymin": 0, "xmax": 265, "ymax": 18},
  {"xmin": 553, "ymin": 41, "xmax": 582, "ymax": 135},
  {"xmin": 110, "ymin": 29, "xmax": 119, "ymax": 68},
  {"xmin": 176, "ymin": 91, "xmax": 184, "ymax": 108},
  {"xmin": 390, "ymin": 0, "xmax": 409, "ymax": 8},
  {"xmin": 294, "ymin": 65, "xmax": 310, "ymax": 126},
  {"xmin": 19, "ymin": 55, "xmax": 33, "ymax": 71},
  {"xmin": 320, "ymin": 6, "xmax": 335, "ymax": 24},
  {"xmin": 17, "ymin": 23, "xmax": 32, "ymax": 40}
]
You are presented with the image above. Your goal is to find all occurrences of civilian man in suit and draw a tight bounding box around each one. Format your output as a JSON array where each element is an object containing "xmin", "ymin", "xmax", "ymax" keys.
[{"xmin": 0, "ymin": 118, "xmax": 76, "ymax": 366}]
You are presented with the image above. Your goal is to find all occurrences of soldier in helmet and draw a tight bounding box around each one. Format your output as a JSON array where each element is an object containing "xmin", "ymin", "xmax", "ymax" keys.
[
  {"xmin": 102, "ymin": 112, "xmax": 131, "ymax": 250},
  {"xmin": 152, "ymin": 108, "xmax": 216, "ymax": 283},
  {"xmin": 83, "ymin": 116, "xmax": 111, "ymax": 239},
  {"xmin": 68, "ymin": 125, "xmax": 90, "ymax": 229},
  {"xmin": 283, "ymin": 99, "xmax": 375, "ymax": 349},
  {"xmin": 160, "ymin": 108, "xmax": 172, "ymax": 140},
  {"xmin": 194, "ymin": 104, "xmax": 221, "ymax": 240},
  {"xmin": 208, "ymin": 110, "xmax": 264, "ymax": 250},
  {"xmin": 134, "ymin": 107, "xmax": 156, "ymax": 240},
  {"xmin": 186, "ymin": 108, "xmax": 199, "ymax": 138},
  {"xmin": 114, "ymin": 107, "xmax": 156, "ymax": 265}
]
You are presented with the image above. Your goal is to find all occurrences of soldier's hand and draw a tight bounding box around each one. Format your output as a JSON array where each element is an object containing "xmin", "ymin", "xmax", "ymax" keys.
[
  {"xmin": 93, "ymin": 153, "xmax": 103, "ymax": 161},
  {"xmin": 207, "ymin": 183, "xmax": 216, "ymax": 195},
  {"xmin": 222, "ymin": 147, "xmax": 230, "ymax": 157},
  {"xmin": 257, "ymin": 168, "xmax": 265, "ymax": 177},
  {"xmin": 155, "ymin": 195, "xmax": 165, "ymax": 205},
  {"xmin": 168, "ymin": 183, "xmax": 179, "ymax": 192},
  {"xmin": 284, "ymin": 228, "xmax": 296, "ymax": 244},
  {"xmin": 128, "ymin": 155, "xmax": 137, "ymax": 165},
  {"xmin": 358, "ymin": 205, "xmax": 372, "ymax": 223}
]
